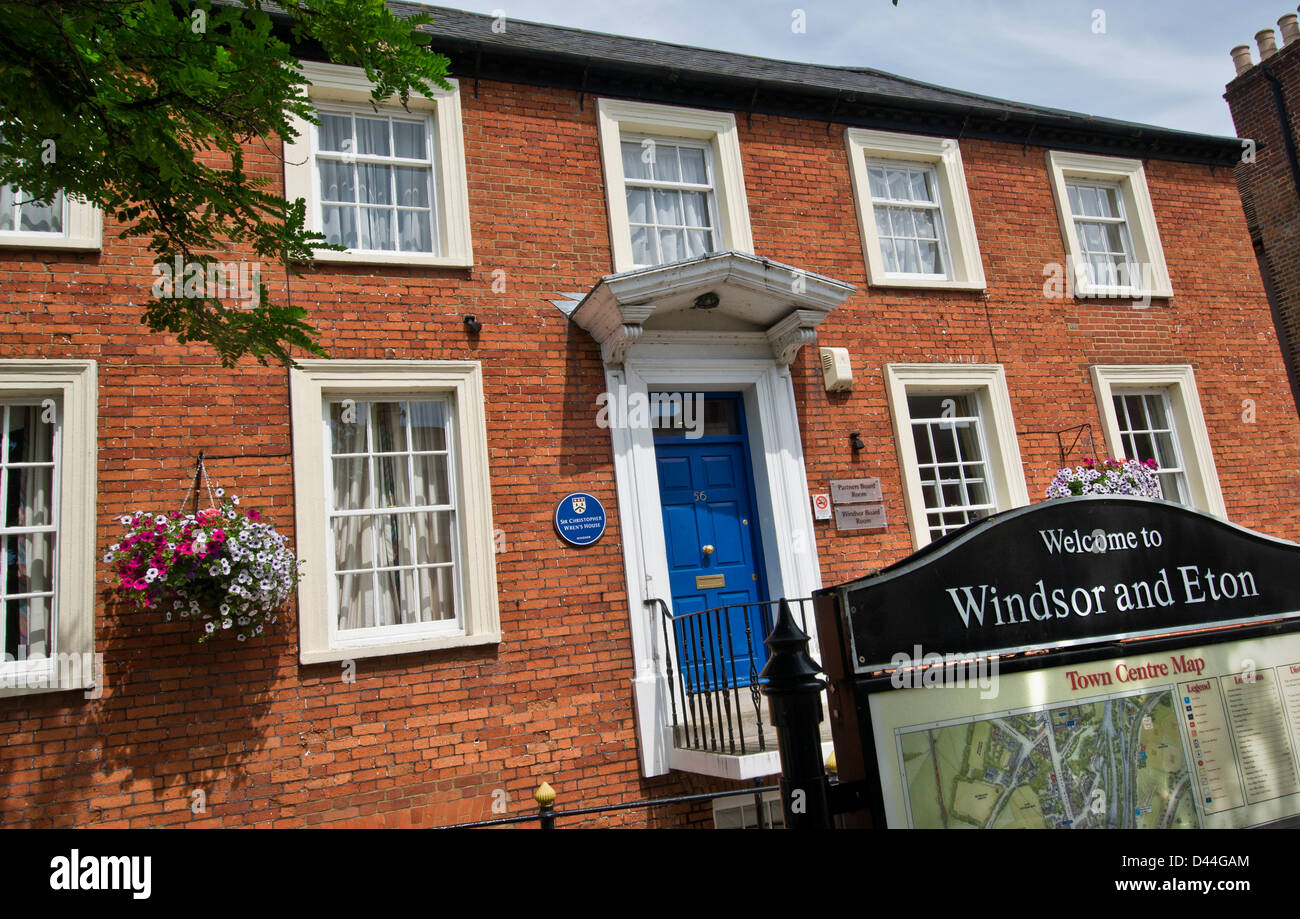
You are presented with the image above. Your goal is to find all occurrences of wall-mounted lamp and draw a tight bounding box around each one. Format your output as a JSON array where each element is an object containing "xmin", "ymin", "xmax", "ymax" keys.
[
  {"xmin": 850, "ymin": 432, "xmax": 865, "ymax": 451},
  {"xmin": 464, "ymin": 315, "xmax": 482, "ymax": 334}
]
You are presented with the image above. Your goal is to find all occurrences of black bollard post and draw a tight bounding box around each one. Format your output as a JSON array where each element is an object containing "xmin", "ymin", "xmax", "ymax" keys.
[{"xmin": 760, "ymin": 599, "xmax": 832, "ymax": 829}]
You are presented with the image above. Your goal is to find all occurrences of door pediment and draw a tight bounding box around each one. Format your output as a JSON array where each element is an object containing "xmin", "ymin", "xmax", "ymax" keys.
[{"xmin": 567, "ymin": 250, "xmax": 855, "ymax": 365}]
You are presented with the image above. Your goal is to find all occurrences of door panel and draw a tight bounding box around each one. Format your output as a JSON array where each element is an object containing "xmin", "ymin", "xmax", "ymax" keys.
[{"xmin": 654, "ymin": 397, "xmax": 768, "ymax": 691}]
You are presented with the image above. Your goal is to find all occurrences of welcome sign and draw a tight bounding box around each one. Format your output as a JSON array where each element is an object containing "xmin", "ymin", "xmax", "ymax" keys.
[{"xmin": 825, "ymin": 497, "xmax": 1300, "ymax": 674}]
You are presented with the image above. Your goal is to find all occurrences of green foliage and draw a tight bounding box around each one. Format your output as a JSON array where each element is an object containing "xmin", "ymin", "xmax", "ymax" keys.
[{"xmin": 0, "ymin": 0, "xmax": 451, "ymax": 365}]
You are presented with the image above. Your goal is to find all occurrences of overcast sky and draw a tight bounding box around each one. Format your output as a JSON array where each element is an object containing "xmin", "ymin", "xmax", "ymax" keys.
[{"xmin": 424, "ymin": 0, "xmax": 1299, "ymax": 138}]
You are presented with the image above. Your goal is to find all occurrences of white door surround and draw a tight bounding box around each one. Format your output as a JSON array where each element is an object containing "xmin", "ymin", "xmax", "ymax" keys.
[{"xmin": 566, "ymin": 251, "xmax": 855, "ymax": 776}]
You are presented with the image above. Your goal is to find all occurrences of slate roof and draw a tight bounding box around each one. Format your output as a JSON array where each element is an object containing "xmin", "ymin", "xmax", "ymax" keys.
[{"xmin": 285, "ymin": 2, "xmax": 1245, "ymax": 165}]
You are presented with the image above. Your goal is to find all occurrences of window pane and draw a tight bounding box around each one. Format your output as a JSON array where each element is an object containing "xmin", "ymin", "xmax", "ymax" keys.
[
  {"xmin": 874, "ymin": 209, "xmax": 892, "ymax": 240},
  {"xmin": 886, "ymin": 169, "xmax": 910, "ymax": 200},
  {"xmin": 867, "ymin": 167, "xmax": 888, "ymax": 199},
  {"xmin": 336, "ymin": 571, "xmax": 374, "ymax": 631},
  {"xmin": 679, "ymin": 147, "xmax": 708, "ymax": 184},
  {"xmin": 910, "ymin": 170, "xmax": 933, "ymax": 202},
  {"xmin": 918, "ymin": 241, "xmax": 940, "ymax": 274},
  {"xmin": 8, "ymin": 405, "xmax": 53, "ymax": 463},
  {"xmin": 685, "ymin": 229, "xmax": 711, "ymax": 257},
  {"xmin": 318, "ymin": 114, "xmax": 353, "ymax": 153},
  {"xmin": 681, "ymin": 191, "xmax": 709, "ymax": 228},
  {"xmin": 899, "ymin": 238, "xmax": 920, "ymax": 273},
  {"xmin": 374, "ymin": 455, "xmax": 411, "ymax": 508},
  {"xmin": 627, "ymin": 188, "xmax": 650, "ymax": 224},
  {"xmin": 412, "ymin": 454, "xmax": 450, "ymax": 506},
  {"xmin": 318, "ymin": 161, "xmax": 355, "ymax": 203},
  {"xmin": 1066, "ymin": 184, "xmax": 1082, "ymax": 216},
  {"xmin": 329, "ymin": 401, "xmax": 369, "ymax": 454},
  {"xmin": 409, "ymin": 401, "xmax": 447, "ymax": 451},
  {"xmin": 331, "ymin": 458, "xmax": 370, "ymax": 510},
  {"xmin": 392, "ymin": 120, "xmax": 427, "ymax": 159},
  {"xmin": 913, "ymin": 209, "xmax": 937, "ymax": 240},
  {"xmin": 0, "ymin": 185, "xmax": 14, "ymax": 231},
  {"xmin": 406, "ymin": 511, "xmax": 455, "ymax": 565},
  {"xmin": 879, "ymin": 238, "xmax": 900, "ymax": 273},
  {"xmin": 5, "ymin": 466, "xmax": 53, "ymax": 528},
  {"xmin": 333, "ymin": 515, "xmax": 374, "ymax": 572},
  {"xmin": 651, "ymin": 144, "xmax": 680, "ymax": 182},
  {"xmin": 397, "ymin": 210, "xmax": 432, "ymax": 253},
  {"xmin": 394, "ymin": 166, "xmax": 430, "ymax": 208},
  {"xmin": 321, "ymin": 205, "xmax": 357, "ymax": 248},
  {"xmin": 18, "ymin": 191, "xmax": 62, "ymax": 233},
  {"xmin": 630, "ymin": 225, "xmax": 653, "ymax": 265},
  {"xmin": 355, "ymin": 117, "xmax": 390, "ymax": 155},
  {"xmin": 5, "ymin": 533, "xmax": 54, "ymax": 593},
  {"xmin": 6, "ymin": 595, "xmax": 53, "ymax": 660},
  {"xmin": 889, "ymin": 208, "xmax": 914, "ymax": 239},
  {"xmin": 359, "ymin": 207, "xmax": 393, "ymax": 250},
  {"xmin": 622, "ymin": 140, "xmax": 651, "ymax": 181},
  {"xmin": 654, "ymin": 189, "xmax": 681, "ymax": 226},
  {"xmin": 370, "ymin": 403, "xmax": 407, "ymax": 452},
  {"xmin": 357, "ymin": 164, "xmax": 392, "ymax": 205},
  {"xmin": 658, "ymin": 228, "xmax": 684, "ymax": 263}
]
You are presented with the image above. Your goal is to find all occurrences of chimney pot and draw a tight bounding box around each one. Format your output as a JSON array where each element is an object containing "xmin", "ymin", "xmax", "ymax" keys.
[
  {"xmin": 1281, "ymin": 14, "xmax": 1300, "ymax": 45},
  {"xmin": 1258, "ymin": 28, "xmax": 1279, "ymax": 59},
  {"xmin": 1232, "ymin": 44, "xmax": 1254, "ymax": 75}
]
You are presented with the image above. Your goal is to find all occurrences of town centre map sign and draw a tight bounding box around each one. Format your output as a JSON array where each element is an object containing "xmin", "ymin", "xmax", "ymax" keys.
[{"xmin": 813, "ymin": 496, "xmax": 1300, "ymax": 829}]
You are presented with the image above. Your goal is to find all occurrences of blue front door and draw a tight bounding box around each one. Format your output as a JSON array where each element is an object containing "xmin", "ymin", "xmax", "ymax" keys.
[{"xmin": 653, "ymin": 393, "xmax": 768, "ymax": 690}]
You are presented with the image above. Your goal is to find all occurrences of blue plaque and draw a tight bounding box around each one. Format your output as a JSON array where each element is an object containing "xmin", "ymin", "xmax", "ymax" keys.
[{"xmin": 555, "ymin": 492, "xmax": 606, "ymax": 547}]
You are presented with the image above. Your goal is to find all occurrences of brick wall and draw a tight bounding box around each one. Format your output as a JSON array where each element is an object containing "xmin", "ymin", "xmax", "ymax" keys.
[{"xmin": 1, "ymin": 73, "xmax": 1296, "ymax": 827}]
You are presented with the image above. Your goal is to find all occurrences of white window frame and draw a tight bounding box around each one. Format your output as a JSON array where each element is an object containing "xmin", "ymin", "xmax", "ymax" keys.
[
  {"xmin": 884, "ymin": 364, "xmax": 1028, "ymax": 549},
  {"xmin": 1090, "ymin": 365, "xmax": 1225, "ymax": 517},
  {"xmin": 289, "ymin": 361, "xmax": 499, "ymax": 664},
  {"xmin": 0, "ymin": 185, "xmax": 101, "ymax": 251},
  {"xmin": 619, "ymin": 133, "xmax": 724, "ymax": 268},
  {"xmin": 845, "ymin": 129, "xmax": 985, "ymax": 291},
  {"xmin": 283, "ymin": 60, "xmax": 473, "ymax": 268},
  {"xmin": 1046, "ymin": 151, "xmax": 1173, "ymax": 299},
  {"xmin": 0, "ymin": 360, "xmax": 96, "ymax": 697},
  {"xmin": 597, "ymin": 98, "xmax": 753, "ymax": 273}
]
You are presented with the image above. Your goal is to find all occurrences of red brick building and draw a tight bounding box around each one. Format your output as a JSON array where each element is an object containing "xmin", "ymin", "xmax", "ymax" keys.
[{"xmin": 2, "ymin": 4, "xmax": 1297, "ymax": 828}]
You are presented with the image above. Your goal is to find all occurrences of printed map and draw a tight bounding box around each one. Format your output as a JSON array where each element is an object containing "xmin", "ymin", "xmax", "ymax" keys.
[{"xmin": 898, "ymin": 689, "xmax": 1200, "ymax": 828}]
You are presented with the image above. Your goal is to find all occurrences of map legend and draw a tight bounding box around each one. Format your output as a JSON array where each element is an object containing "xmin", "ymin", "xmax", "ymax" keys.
[
  {"xmin": 1220, "ymin": 669, "xmax": 1300, "ymax": 805},
  {"xmin": 1178, "ymin": 678, "xmax": 1245, "ymax": 815}
]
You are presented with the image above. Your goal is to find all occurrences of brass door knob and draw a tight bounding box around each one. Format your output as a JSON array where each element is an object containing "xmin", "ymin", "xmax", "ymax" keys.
[{"xmin": 702, "ymin": 544, "xmax": 715, "ymax": 555}]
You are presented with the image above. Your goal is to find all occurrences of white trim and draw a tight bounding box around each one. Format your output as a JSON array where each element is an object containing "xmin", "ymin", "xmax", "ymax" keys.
[
  {"xmin": 844, "ymin": 128, "xmax": 985, "ymax": 291},
  {"xmin": 596, "ymin": 99, "xmax": 753, "ymax": 273},
  {"xmin": 611, "ymin": 353, "xmax": 821, "ymax": 776},
  {"xmin": 288, "ymin": 360, "xmax": 499, "ymax": 664},
  {"xmin": 0, "ymin": 189, "xmax": 101, "ymax": 251},
  {"xmin": 0, "ymin": 360, "xmax": 97, "ymax": 697},
  {"xmin": 1046, "ymin": 150, "xmax": 1173, "ymax": 299},
  {"xmin": 1090, "ymin": 365, "xmax": 1225, "ymax": 517},
  {"xmin": 884, "ymin": 363, "xmax": 1028, "ymax": 549},
  {"xmin": 283, "ymin": 61, "xmax": 473, "ymax": 268}
]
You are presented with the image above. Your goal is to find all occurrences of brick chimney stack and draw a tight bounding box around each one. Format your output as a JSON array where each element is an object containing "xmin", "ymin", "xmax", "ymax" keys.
[{"xmin": 1225, "ymin": 7, "xmax": 1300, "ymax": 414}]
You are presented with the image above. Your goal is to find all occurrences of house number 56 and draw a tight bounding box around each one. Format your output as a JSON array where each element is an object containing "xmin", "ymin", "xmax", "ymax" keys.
[{"xmin": 693, "ymin": 491, "xmax": 707, "ymax": 502}]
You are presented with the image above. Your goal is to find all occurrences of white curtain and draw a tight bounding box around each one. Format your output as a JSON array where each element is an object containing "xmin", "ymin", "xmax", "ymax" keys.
[{"xmin": 330, "ymin": 400, "xmax": 456, "ymax": 631}]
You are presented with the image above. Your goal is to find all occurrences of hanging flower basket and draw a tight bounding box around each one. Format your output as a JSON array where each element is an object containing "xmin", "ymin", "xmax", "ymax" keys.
[
  {"xmin": 1045, "ymin": 456, "xmax": 1163, "ymax": 500},
  {"xmin": 104, "ymin": 476, "xmax": 303, "ymax": 643}
]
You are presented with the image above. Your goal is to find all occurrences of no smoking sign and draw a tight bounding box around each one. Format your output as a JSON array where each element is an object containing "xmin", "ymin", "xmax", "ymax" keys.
[{"xmin": 812, "ymin": 493, "xmax": 832, "ymax": 520}]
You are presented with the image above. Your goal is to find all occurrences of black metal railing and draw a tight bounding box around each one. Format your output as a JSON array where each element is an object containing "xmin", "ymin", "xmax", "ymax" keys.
[
  {"xmin": 435, "ymin": 782, "xmax": 783, "ymax": 829},
  {"xmin": 646, "ymin": 596, "xmax": 815, "ymax": 757}
]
